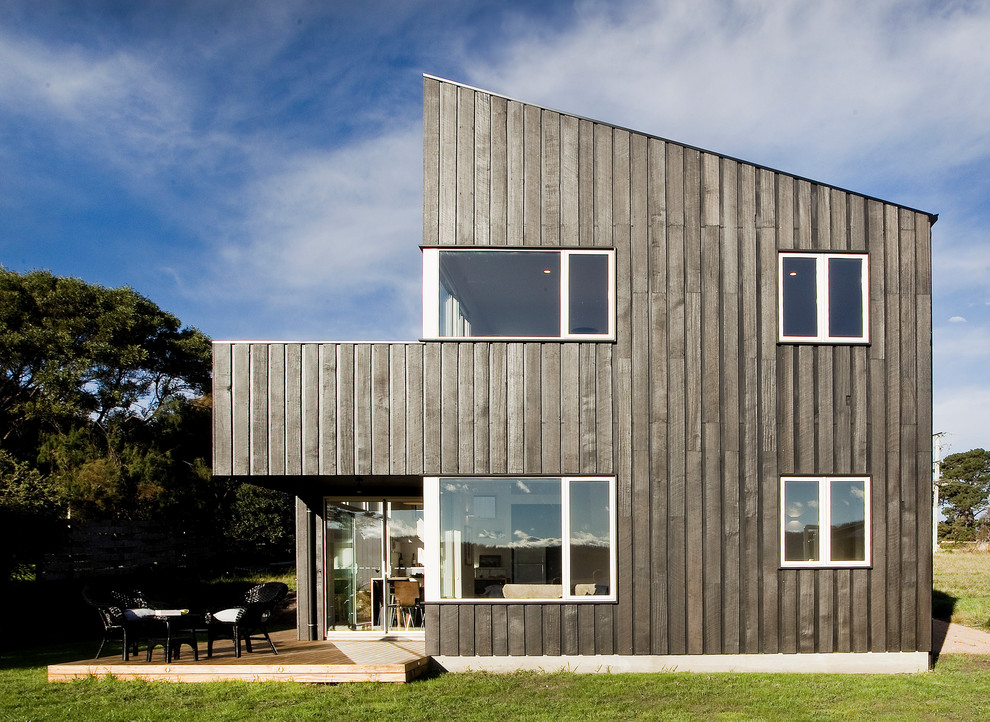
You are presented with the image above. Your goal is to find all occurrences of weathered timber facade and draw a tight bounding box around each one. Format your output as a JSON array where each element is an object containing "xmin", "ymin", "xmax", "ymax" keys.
[{"xmin": 212, "ymin": 75, "xmax": 934, "ymax": 670}]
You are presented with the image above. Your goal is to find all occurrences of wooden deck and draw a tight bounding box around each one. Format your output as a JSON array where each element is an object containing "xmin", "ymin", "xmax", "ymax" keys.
[{"xmin": 47, "ymin": 630, "xmax": 429, "ymax": 683}]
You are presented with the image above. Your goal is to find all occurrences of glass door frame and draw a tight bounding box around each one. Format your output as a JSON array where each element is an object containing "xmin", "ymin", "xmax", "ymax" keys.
[{"xmin": 323, "ymin": 496, "xmax": 424, "ymax": 638}]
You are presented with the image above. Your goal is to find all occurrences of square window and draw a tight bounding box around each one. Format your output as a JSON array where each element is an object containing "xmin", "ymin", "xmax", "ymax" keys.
[
  {"xmin": 423, "ymin": 477, "xmax": 616, "ymax": 601},
  {"xmin": 422, "ymin": 248, "xmax": 615, "ymax": 340},
  {"xmin": 779, "ymin": 253, "xmax": 869, "ymax": 343},
  {"xmin": 781, "ymin": 476, "xmax": 870, "ymax": 567}
]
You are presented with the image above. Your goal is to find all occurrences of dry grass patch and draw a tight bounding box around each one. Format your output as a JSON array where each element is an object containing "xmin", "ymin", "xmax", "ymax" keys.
[{"xmin": 934, "ymin": 548, "xmax": 990, "ymax": 629}]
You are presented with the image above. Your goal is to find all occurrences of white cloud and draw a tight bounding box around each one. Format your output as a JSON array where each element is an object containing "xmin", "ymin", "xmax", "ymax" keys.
[
  {"xmin": 0, "ymin": 29, "xmax": 198, "ymax": 175},
  {"xmin": 207, "ymin": 125, "xmax": 422, "ymax": 340},
  {"xmin": 949, "ymin": 316, "xmax": 967, "ymax": 323},
  {"xmin": 934, "ymin": 322, "xmax": 990, "ymax": 369},
  {"xmin": 934, "ymin": 385, "xmax": 990, "ymax": 455},
  {"xmin": 467, "ymin": 0, "xmax": 990, "ymax": 189}
]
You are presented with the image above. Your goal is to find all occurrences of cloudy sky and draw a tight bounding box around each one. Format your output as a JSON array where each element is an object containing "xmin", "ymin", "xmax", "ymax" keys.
[{"xmin": 2, "ymin": 0, "xmax": 988, "ymax": 455}]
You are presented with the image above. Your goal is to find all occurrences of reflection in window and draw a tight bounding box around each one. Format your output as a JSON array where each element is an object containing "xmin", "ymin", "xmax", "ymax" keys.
[
  {"xmin": 568, "ymin": 480, "xmax": 611, "ymax": 594},
  {"xmin": 781, "ymin": 477, "xmax": 870, "ymax": 567},
  {"xmin": 782, "ymin": 480, "xmax": 820, "ymax": 563},
  {"xmin": 827, "ymin": 258, "xmax": 866, "ymax": 338},
  {"xmin": 568, "ymin": 253, "xmax": 609, "ymax": 334},
  {"xmin": 431, "ymin": 477, "xmax": 615, "ymax": 601},
  {"xmin": 425, "ymin": 248, "xmax": 614, "ymax": 339},
  {"xmin": 830, "ymin": 480, "xmax": 867, "ymax": 562},
  {"xmin": 781, "ymin": 256, "xmax": 819, "ymax": 338},
  {"xmin": 779, "ymin": 253, "xmax": 868, "ymax": 343}
]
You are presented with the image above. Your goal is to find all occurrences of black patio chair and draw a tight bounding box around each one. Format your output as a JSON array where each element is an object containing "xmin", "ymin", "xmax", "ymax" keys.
[
  {"xmin": 206, "ymin": 581, "xmax": 288, "ymax": 658},
  {"xmin": 81, "ymin": 586, "xmax": 151, "ymax": 661}
]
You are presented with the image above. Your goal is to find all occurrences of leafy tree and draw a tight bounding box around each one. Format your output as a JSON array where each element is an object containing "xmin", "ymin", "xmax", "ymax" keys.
[
  {"xmin": 0, "ymin": 268, "xmax": 294, "ymax": 580},
  {"xmin": 0, "ymin": 268, "xmax": 211, "ymax": 451},
  {"xmin": 224, "ymin": 484, "xmax": 295, "ymax": 562},
  {"xmin": 0, "ymin": 268, "xmax": 214, "ymax": 577},
  {"xmin": 0, "ymin": 449, "xmax": 64, "ymax": 580},
  {"xmin": 938, "ymin": 448, "xmax": 990, "ymax": 541}
]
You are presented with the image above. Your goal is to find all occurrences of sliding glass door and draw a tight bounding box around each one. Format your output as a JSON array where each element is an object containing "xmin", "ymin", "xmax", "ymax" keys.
[{"xmin": 324, "ymin": 498, "xmax": 424, "ymax": 634}]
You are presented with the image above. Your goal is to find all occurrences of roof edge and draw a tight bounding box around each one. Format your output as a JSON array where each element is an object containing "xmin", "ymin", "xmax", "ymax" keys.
[{"xmin": 423, "ymin": 74, "xmax": 938, "ymax": 223}]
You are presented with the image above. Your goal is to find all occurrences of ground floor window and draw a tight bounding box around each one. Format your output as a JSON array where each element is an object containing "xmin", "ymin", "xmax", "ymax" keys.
[
  {"xmin": 780, "ymin": 476, "xmax": 870, "ymax": 567},
  {"xmin": 424, "ymin": 477, "xmax": 616, "ymax": 602}
]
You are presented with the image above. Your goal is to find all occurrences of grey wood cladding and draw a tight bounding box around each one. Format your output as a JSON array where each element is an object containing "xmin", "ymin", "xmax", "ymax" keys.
[{"xmin": 212, "ymin": 76, "xmax": 933, "ymax": 658}]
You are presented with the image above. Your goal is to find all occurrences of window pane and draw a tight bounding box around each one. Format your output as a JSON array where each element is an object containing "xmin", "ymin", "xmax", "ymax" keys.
[
  {"xmin": 783, "ymin": 480, "xmax": 820, "ymax": 562},
  {"xmin": 830, "ymin": 480, "xmax": 867, "ymax": 562},
  {"xmin": 439, "ymin": 251, "xmax": 559, "ymax": 337},
  {"xmin": 439, "ymin": 478, "xmax": 561, "ymax": 599},
  {"xmin": 568, "ymin": 253, "xmax": 609, "ymax": 334},
  {"xmin": 781, "ymin": 257, "xmax": 819, "ymax": 337},
  {"xmin": 828, "ymin": 258, "xmax": 865, "ymax": 338},
  {"xmin": 568, "ymin": 480, "xmax": 611, "ymax": 596}
]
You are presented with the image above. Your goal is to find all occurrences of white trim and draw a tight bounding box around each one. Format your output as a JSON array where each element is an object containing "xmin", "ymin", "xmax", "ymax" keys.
[
  {"xmin": 780, "ymin": 476, "xmax": 871, "ymax": 568},
  {"xmin": 778, "ymin": 252, "xmax": 869, "ymax": 344},
  {"xmin": 422, "ymin": 247, "xmax": 616, "ymax": 341},
  {"xmin": 422, "ymin": 248, "xmax": 440, "ymax": 339},
  {"xmin": 323, "ymin": 630, "xmax": 425, "ymax": 642},
  {"xmin": 212, "ymin": 339, "xmax": 422, "ymax": 345},
  {"xmin": 432, "ymin": 652, "xmax": 930, "ymax": 675},
  {"xmin": 425, "ymin": 476, "xmax": 617, "ymax": 603},
  {"xmin": 423, "ymin": 478, "xmax": 441, "ymax": 603}
]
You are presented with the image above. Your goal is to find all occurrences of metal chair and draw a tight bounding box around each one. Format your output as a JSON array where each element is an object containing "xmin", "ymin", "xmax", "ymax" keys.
[
  {"xmin": 207, "ymin": 581, "xmax": 288, "ymax": 657},
  {"xmin": 82, "ymin": 586, "xmax": 149, "ymax": 661}
]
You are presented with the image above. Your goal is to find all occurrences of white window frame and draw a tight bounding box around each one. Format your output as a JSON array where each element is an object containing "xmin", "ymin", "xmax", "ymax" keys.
[
  {"xmin": 778, "ymin": 252, "xmax": 869, "ymax": 344},
  {"xmin": 424, "ymin": 476, "xmax": 617, "ymax": 603},
  {"xmin": 780, "ymin": 476, "xmax": 871, "ymax": 568},
  {"xmin": 422, "ymin": 247, "xmax": 616, "ymax": 340}
]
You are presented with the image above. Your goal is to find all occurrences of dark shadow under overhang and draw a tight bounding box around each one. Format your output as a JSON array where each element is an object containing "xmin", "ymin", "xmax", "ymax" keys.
[{"xmin": 212, "ymin": 474, "xmax": 424, "ymax": 499}]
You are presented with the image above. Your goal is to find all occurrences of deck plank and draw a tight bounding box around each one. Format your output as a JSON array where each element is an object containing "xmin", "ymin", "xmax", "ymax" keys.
[{"xmin": 48, "ymin": 632, "xmax": 429, "ymax": 684}]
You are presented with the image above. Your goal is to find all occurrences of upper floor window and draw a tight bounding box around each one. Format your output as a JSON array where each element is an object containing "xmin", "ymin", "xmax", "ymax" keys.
[
  {"xmin": 780, "ymin": 476, "xmax": 871, "ymax": 568},
  {"xmin": 422, "ymin": 248, "xmax": 615, "ymax": 340},
  {"xmin": 778, "ymin": 253, "xmax": 869, "ymax": 343}
]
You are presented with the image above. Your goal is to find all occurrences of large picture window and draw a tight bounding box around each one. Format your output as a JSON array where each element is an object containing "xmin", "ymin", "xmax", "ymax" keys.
[
  {"xmin": 423, "ymin": 477, "xmax": 616, "ymax": 602},
  {"xmin": 422, "ymin": 248, "xmax": 615, "ymax": 340},
  {"xmin": 781, "ymin": 476, "xmax": 870, "ymax": 567},
  {"xmin": 778, "ymin": 253, "xmax": 869, "ymax": 343}
]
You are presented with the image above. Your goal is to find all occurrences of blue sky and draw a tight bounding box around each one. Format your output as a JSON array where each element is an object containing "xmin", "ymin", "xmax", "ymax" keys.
[{"xmin": 2, "ymin": 0, "xmax": 989, "ymax": 456}]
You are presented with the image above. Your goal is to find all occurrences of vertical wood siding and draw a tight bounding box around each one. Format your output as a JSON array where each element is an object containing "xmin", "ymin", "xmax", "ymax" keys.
[
  {"xmin": 212, "ymin": 77, "xmax": 933, "ymax": 658},
  {"xmin": 212, "ymin": 341, "xmax": 614, "ymax": 480}
]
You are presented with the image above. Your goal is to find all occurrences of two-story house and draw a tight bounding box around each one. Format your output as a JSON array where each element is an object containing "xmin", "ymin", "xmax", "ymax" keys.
[{"xmin": 212, "ymin": 75, "xmax": 934, "ymax": 672}]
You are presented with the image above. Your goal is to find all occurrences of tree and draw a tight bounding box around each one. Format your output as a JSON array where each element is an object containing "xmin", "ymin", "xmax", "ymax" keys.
[
  {"xmin": 0, "ymin": 268, "xmax": 213, "ymax": 578},
  {"xmin": 0, "ymin": 449, "xmax": 64, "ymax": 580},
  {"xmin": 0, "ymin": 268, "xmax": 211, "ymax": 450},
  {"xmin": 224, "ymin": 484, "xmax": 295, "ymax": 562},
  {"xmin": 938, "ymin": 448, "xmax": 990, "ymax": 542},
  {"xmin": 0, "ymin": 268, "xmax": 294, "ymax": 580}
]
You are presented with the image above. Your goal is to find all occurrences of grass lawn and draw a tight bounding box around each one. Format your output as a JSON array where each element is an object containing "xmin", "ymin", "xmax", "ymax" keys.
[
  {"xmin": 2, "ymin": 643, "xmax": 990, "ymax": 722},
  {"xmin": 933, "ymin": 548, "xmax": 990, "ymax": 629},
  {"xmin": 2, "ymin": 555, "xmax": 988, "ymax": 721}
]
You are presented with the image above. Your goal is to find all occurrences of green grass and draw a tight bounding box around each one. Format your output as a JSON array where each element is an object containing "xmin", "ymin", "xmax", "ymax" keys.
[
  {"xmin": 3, "ymin": 644, "xmax": 990, "ymax": 721},
  {"xmin": 2, "ymin": 557, "xmax": 987, "ymax": 721},
  {"xmin": 933, "ymin": 548, "xmax": 990, "ymax": 629},
  {"xmin": 203, "ymin": 568, "xmax": 296, "ymax": 591}
]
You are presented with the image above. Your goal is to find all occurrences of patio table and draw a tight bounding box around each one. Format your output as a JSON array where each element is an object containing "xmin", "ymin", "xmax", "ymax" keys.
[{"xmin": 146, "ymin": 610, "xmax": 202, "ymax": 663}]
